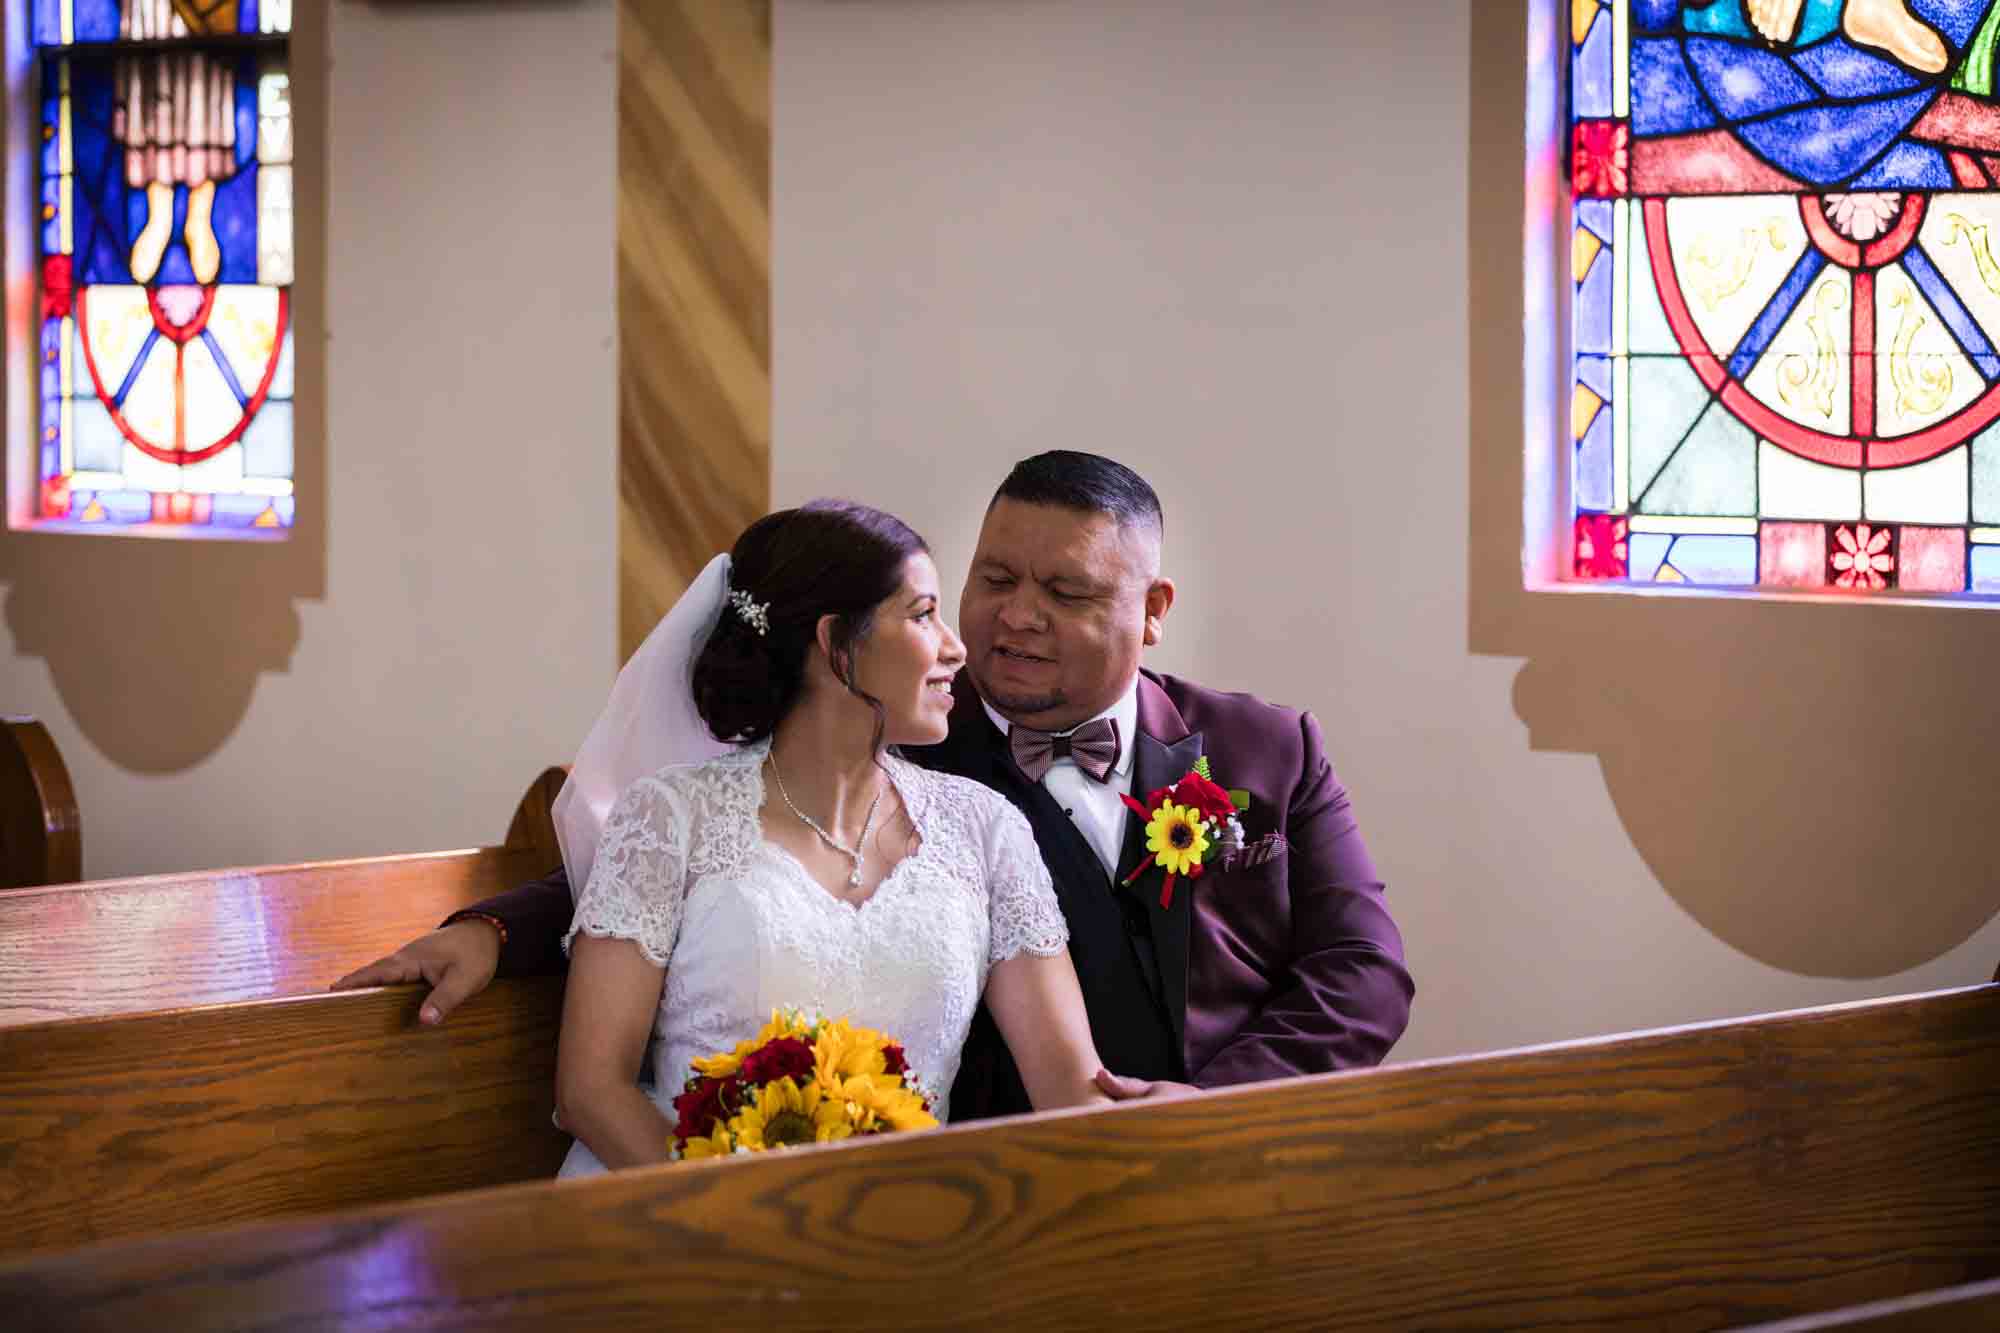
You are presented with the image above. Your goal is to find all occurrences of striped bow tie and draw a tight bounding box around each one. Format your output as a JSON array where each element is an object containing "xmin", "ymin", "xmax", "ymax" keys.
[{"xmin": 1009, "ymin": 717, "xmax": 1120, "ymax": 783}]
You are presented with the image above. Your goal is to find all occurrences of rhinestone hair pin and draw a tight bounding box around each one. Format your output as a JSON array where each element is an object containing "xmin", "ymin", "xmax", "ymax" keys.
[{"xmin": 725, "ymin": 587, "xmax": 770, "ymax": 636}]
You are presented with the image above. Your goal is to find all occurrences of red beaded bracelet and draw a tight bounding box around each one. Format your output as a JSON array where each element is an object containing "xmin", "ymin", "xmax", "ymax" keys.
[{"xmin": 443, "ymin": 909, "xmax": 509, "ymax": 950}]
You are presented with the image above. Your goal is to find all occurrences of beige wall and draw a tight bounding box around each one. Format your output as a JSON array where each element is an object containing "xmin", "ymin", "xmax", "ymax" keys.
[
  {"xmin": 0, "ymin": 1, "xmax": 619, "ymax": 877},
  {"xmin": 773, "ymin": 0, "xmax": 2000, "ymax": 1062}
]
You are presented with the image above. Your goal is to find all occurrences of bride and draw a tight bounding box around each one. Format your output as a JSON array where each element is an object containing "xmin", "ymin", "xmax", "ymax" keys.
[{"xmin": 554, "ymin": 500, "xmax": 1109, "ymax": 1174}]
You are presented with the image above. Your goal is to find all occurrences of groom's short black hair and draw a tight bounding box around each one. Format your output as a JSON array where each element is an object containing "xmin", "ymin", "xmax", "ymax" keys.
[{"xmin": 990, "ymin": 450, "xmax": 1163, "ymax": 536}]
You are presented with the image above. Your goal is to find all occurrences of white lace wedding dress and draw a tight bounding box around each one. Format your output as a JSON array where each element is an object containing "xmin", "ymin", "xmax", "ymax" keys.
[{"xmin": 557, "ymin": 739, "xmax": 1068, "ymax": 1176}]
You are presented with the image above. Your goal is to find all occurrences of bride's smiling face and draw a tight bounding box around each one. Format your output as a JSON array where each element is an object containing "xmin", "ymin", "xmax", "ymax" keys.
[{"xmin": 848, "ymin": 552, "xmax": 965, "ymax": 746}]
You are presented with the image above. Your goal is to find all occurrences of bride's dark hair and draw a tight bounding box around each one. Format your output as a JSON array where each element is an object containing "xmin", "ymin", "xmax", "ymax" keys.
[{"xmin": 692, "ymin": 500, "xmax": 930, "ymax": 746}]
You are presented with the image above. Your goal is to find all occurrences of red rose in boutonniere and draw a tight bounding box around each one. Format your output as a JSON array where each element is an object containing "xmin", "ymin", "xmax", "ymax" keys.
[{"xmin": 1119, "ymin": 756, "xmax": 1246, "ymax": 909}]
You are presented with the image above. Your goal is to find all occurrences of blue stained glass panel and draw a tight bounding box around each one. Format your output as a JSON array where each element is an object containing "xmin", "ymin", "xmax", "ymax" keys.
[
  {"xmin": 1578, "ymin": 199, "xmax": 1613, "ymax": 242},
  {"xmin": 1575, "ymin": 12, "xmax": 1614, "ymax": 119},
  {"xmin": 1791, "ymin": 37, "xmax": 1922, "ymax": 97},
  {"xmin": 33, "ymin": 0, "xmax": 59, "ymax": 45},
  {"xmin": 1851, "ymin": 140, "xmax": 1953, "ymax": 189},
  {"xmin": 1973, "ymin": 547, "xmax": 2000, "ymax": 593},
  {"xmin": 1631, "ymin": 39, "xmax": 1717, "ymax": 136},
  {"xmin": 1577, "ymin": 354, "xmax": 1613, "ymax": 400},
  {"xmin": 1578, "ymin": 404, "xmax": 1615, "ymax": 510},
  {"xmin": 1913, "ymin": 0, "xmax": 1990, "ymax": 48},
  {"xmin": 1735, "ymin": 90, "xmax": 1937, "ymax": 185},
  {"xmin": 241, "ymin": 402, "xmax": 293, "ymax": 478},
  {"xmin": 212, "ymin": 494, "xmax": 274, "ymax": 527},
  {"xmin": 1684, "ymin": 38, "xmax": 1818, "ymax": 121},
  {"xmin": 1659, "ymin": 535, "xmax": 1758, "ymax": 584},
  {"xmin": 1628, "ymin": 533, "xmax": 1673, "ymax": 581},
  {"xmin": 1576, "ymin": 250, "xmax": 1613, "ymax": 354},
  {"xmin": 99, "ymin": 491, "xmax": 153, "ymax": 523},
  {"xmin": 242, "ymin": 0, "xmax": 261, "ymax": 34},
  {"xmin": 74, "ymin": 0, "xmax": 122, "ymax": 42}
]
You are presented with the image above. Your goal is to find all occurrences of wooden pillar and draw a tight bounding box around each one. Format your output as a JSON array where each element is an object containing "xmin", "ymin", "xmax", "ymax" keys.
[{"xmin": 617, "ymin": 1, "xmax": 772, "ymax": 661}]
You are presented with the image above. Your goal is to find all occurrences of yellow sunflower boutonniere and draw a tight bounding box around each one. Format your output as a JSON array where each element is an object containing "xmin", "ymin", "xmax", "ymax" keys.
[{"xmin": 1118, "ymin": 756, "xmax": 1243, "ymax": 909}]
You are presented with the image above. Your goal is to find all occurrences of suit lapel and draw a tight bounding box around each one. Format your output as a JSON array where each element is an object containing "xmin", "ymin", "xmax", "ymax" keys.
[{"xmin": 1122, "ymin": 676, "xmax": 1201, "ymax": 1062}]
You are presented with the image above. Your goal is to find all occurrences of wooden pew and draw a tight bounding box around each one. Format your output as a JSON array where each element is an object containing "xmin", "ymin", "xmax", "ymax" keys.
[
  {"xmin": 1, "ymin": 982, "xmax": 1993, "ymax": 1329},
  {"xmin": 1725, "ymin": 1278, "xmax": 2000, "ymax": 1331},
  {"xmin": 0, "ymin": 716, "xmax": 81, "ymax": 889},
  {"xmin": 0, "ymin": 766, "xmax": 567, "ymax": 1027},
  {"xmin": 0, "ymin": 978, "xmax": 568, "ymax": 1258}
]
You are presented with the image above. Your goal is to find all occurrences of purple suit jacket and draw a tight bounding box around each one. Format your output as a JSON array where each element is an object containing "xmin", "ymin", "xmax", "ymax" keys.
[
  {"xmin": 1122, "ymin": 671, "xmax": 1411, "ymax": 1084},
  {"xmin": 459, "ymin": 668, "xmax": 1411, "ymax": 1106}
]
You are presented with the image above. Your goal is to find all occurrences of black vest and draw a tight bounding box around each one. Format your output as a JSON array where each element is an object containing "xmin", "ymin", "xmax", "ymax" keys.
[{"xmin": 908, "ymin": 712, "xmax": 1181, "ymax": 1121}]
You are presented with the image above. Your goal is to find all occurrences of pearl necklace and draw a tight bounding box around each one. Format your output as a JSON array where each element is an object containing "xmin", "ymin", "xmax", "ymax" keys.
[{"xmin": 767, "ymin": 750, "xmax": 884, "ymax": 890}]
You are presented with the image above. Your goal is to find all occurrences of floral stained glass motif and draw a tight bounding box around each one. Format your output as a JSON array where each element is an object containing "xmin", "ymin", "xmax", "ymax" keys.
[
  {"xmin": 32, "ymin": 0, "xmax": 293, "ymax": 534},
  {"xmin": 1567, "ymin": 0, "xmax": 2000, "ymax": 593}
]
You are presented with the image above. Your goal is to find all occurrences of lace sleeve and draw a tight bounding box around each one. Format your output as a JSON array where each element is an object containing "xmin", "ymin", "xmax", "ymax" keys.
[
  {"xmin": 563, "ymin": 774, "xmax": 689, "ymax": 968},
  {"xmin": 984, "ymin": 799, "xmax": 1068, "ymax": 964}
]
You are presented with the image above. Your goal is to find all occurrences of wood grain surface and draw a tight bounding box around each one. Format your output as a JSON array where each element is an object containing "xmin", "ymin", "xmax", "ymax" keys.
[
  {"xmin": 0, "ymin": 846, "xmax": 551, "ymax": 1026},
  {"xmin": 0, "ymin": 717, "xmax": 81, "ymax": 888},
  {"xmin": 0, "ymin": 977, "xmax": 568, "ymax": 1258},
  {"xmin": 1724, "ymin": 1277, "xmax": 2000, "ymax": 1331},
  {"xmin": 3, "ymin": 984, "xmax": 1994, "ymax": 1331},
  {"xmin": 617, "ymin": 0, "xmax": 770, "ymax": 661},
  {"xmin": 0, "ymin": 767, "xmax": 564, "ymax": 1026}
]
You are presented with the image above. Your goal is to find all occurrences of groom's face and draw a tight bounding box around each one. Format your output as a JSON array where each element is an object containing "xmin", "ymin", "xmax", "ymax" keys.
[{"xmin": 961, "ymin": 499, "xmax": 1172, "ymax": 732}]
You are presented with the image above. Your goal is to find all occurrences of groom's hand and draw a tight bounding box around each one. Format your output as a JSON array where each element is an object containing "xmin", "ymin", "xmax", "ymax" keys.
[
  {"xmin": 330, "ymin": 920, "xmax": 501, "ymax": 1026},
  {"xmin": 1093, "ymin": 1069, "xmax": 1201, "ymax": 1103}
]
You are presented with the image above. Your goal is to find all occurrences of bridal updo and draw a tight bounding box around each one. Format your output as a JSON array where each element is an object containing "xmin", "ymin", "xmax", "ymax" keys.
[{"xmin": 692, "ymin": 500, "xmax": 930, "ymax": 745}]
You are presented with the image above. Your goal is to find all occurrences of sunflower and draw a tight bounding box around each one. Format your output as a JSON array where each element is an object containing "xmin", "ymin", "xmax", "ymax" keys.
[
  {"xmin": 825, "ymin": 1072, "xmax": 938, "ymax": 1134},
  {"xmin": 724, "ymin": 1076, "xmax": 850, "ymax": 1150},
  {"xmin": 813, "ymin": 1018, "xmax": 893, "ymax": 1085},
  {"xmin": 1143, "ymin": 800, "xmax": 1210, "ymax": 876},
  {"xmin": 679, "ymin": 1121, "xmax": 736, "ymax": 1159}
]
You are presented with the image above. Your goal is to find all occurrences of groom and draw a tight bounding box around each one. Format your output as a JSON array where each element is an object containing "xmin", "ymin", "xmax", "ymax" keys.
[{"xmin": 337, "ymin": 451, "xmax": 1412, "ymax": 1114}]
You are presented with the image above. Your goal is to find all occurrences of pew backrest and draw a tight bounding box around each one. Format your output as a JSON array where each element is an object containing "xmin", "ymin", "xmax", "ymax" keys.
[
  {"xmin": 1, "ymin": 982, "xmax": 1994, "ymax": 1329},
  {"xmin": 0, "ymin": 977, "xmax": 568, "ymax": 1259},
  {"xmin": 0, "ymin": 766, "xmax": 568, "ymax": 1026},
  {"xmin": 0, "ymin": 716, "xmax": 80, "ymax": 889}
]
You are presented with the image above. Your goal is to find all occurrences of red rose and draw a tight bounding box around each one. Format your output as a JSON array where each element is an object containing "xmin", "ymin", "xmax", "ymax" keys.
[
  {"xmin": 1167, "ymin": 772, "xmax": 1236, "ymax": 823},
  {"xmin": 671, "ymin": 1075, "xmax": 732, "ymax": 1144},
  {"xmin": 882, "ymin": 1043, "xmax": 909, "ymax": 1077},
  {"xmin": 739, "ymin": 1036, "xmax": 817, "ymax": 1085}
]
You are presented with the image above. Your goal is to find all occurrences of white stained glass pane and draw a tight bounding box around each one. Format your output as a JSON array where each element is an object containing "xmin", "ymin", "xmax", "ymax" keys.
[
  {"xmin": 241, "ymin": 401, "xmax": 293, "ymax": 480},
  {"xmin": 1662, "ymin": 194, "xmax": 1806, "ymax": 361},
  {"xmin": 72, "ymin": 397, "xmax": 124, "ymax": 474},
  {"xmin": 182, "ymin": 338, "xmax": 243, "ymax": 451},
  {"xmin": 206, "ymin": 287, "xmax": 283, "ymax": 392},
  {"xmin": 82, "ymin": 287, "xmax": 157, "ymax": 396},
  {"xmin": 1865, "ymin": 446, "xmax": 1971, "ymax": 525},
  {"xmin": 1741, "ymin": 267, "xmax": 1853, "ymax": 435},
  {"xmin": 121, "ymin": 440, "xmax": 182, "ymax": 493},
  {"xmin": 178, "ymin": 444, "xmax": 245, "ymax": 496},
  {"xmin": 258, "ymin": 165, "xmax": 294, "ymax": 286},
  {"xmin": 1975, "ymin": 424, "xmax": 2000, "ymax": 524},
  {"xmin": 1873, "ymin": 270, "xmax": 1983, "ymax": 438},
  {"xmin": 263, "ymin": 0, "xmax": 294, "ymax": 35},
  {"xmin": 258, "ymin": 71, "xmax": 292, "ymax": 166},
  {"xmin": 269, "ymin": 326, "xmax": 294, "ymax": 399},
  {"xmin": 119, "ymin": 341, "xmax": 179, "ymax": 450},
  {"xmin": 237, "ymin": 476, "xmax": 293, "ymax": 497},
  {"xmin": 1916, "ymin": 200, "xmax": 2000, "ymax": 362},
  {"xmin": 1760, "ymin": 441, "xmax": 1860, "ymax": 520}
]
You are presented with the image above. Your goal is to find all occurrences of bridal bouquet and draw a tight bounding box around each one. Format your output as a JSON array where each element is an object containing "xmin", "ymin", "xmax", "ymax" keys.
[{"xmin": 671, "ymin": 1009, "xmax": 939, "ymax": 1159}]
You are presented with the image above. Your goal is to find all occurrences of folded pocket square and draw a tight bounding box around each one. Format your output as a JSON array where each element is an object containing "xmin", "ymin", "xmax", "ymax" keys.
[{"xmin": 1217, "ymin": 832, "xmax": 1286, "ymax": 873}]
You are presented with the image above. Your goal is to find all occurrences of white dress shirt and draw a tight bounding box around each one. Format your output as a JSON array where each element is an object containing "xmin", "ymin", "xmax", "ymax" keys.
[{"xmin": 983, "ymin": 681, "xmax": 1140, "ymax": 877}]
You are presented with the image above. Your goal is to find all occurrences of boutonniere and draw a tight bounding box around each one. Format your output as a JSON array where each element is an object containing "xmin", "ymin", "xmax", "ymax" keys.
[{"xmin": 1119, "ymin": 756, "xmax": 1247, "ymax": 909}]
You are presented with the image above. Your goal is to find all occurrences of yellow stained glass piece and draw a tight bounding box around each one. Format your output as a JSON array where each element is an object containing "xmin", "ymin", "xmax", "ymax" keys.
[
  {"xmin": 1572, "ymin": 384, "xmax": 1604, "ymax": 441},
  {"xmin": 172, "ymin": 1, "xmax": 241, "ymax": 36},
  {"xmin": 253, "ymin": 506, "xmax": 280, "ymax": 528},
  {"xmin": 1573, "ymin": 227, "xmax": 1603, "ymax": 281},
  {"xmin": 80, "ymin": 499, "xmax": 105, "ymax": 522},
  {"xmin": 1572, "ymin": 0, "xmax": 1599, "ymax": 47},
  {"xmin": 1656, "ymin": 563, "xmax": 1687, "ymax": 583}
]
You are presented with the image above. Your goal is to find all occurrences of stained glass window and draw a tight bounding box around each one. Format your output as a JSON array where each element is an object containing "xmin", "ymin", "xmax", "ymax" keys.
[
  {"xmin": 28, "ymin": 0, "xmax": 293, "ymax": 535},
  {"xmin": 1566, "ymin": 0, "xmax": 2000, "ymax": 594}
]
